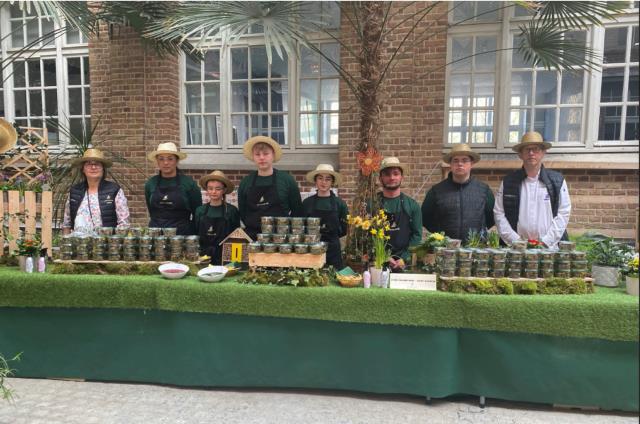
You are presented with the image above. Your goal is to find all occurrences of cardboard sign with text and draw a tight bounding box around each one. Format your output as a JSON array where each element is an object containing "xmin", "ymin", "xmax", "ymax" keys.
[{"xmin": 389, "ymin": 273, "xmax": 437, "ymax": 291}]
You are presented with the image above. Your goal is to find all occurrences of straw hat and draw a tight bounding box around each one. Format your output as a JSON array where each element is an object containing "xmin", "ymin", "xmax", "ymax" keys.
[
  {"xmin": 443, "ymin": 144, "xmax": 480, "ymax": 164},
  {"xmin": 0, "ymin": 118, "xmax": 18, "ymax": 154},
  {"xmin": 72, "ymin": 148, "xmax": 113, "ymax": 168},
  {"xmin": 306, "ymin": 164, "xmax": 342, "ymax": 186},
  {"xmin": 380, "ymin": 157, "xmax": 408, "ymax": 175},
  {"xmin": 147, "ymin": 142, "xmax": 187, "ymax": 163},
  {"xmin": 199, "ymin": 170, "xmax": 235, "ymax": 193},
  {"xmin": 512, "ymin": 131, "xmax": 552, "ymax": 153},
  {"xmin": 242, "ymin": 136, "xmax": 283, "ymax": 162}
]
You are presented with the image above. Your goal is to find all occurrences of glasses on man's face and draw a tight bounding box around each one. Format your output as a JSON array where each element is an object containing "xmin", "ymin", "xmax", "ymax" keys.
[
  {"xmin": 523, "ymin": 146, "xmax": 543, "ymax": 154},
  {"xmin": 451, "ymin": 158, "xmax": 472, "ymax": 165},
  {"xmin": 84, "ymin": 161, "xmax": 103, "ymax": 169}
]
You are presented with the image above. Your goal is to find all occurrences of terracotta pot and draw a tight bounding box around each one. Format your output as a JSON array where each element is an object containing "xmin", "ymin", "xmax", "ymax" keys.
[{"xmin": 626, "ymin": 276, "xmax": 639, "ymax": 296}]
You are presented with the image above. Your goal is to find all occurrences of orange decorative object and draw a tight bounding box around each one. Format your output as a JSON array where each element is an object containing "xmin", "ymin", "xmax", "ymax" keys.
[{"xmin": 357, "ymin": 147, "xmax": 382, "ymax": 176}]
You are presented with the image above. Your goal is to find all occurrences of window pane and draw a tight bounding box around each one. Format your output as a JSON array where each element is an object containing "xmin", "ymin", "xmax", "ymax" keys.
[
  {"xmin": 251, "ymin": 82, "xmax": 269, "ymax": 112},
  {"xmin": 45, "ymin": 89, "xmax": 58, "ymax": 116},
  {"xmin": 250, "ymin": 46, "xmax": 268, "ymax": 79},
  {"xmin": 204, "ymin": 115, "xmax": 219, "ymax": 145},
  {"xmin": 232, "ymin": 48, "xmax": 248, "ymax": 79},
  {"xmin": 185, "ymin": 116, "xmax": 202, "ymax": 145},
  {"xmin": 231, "ymin": 82, "xmax": 248, "ymax": 112},
  {"xmin": 185, "ymin": 56, "xmax": 201, "ymax": 81},
  {"xmin": 475, "ymin": 1, "xmax": 499, "ymax": 22},
  {"xmin": 472, "ymin": 74, "xmax": 494, "ymax": 107},
  {"xmin": 320, "ymin": 43, "xmax": 339, "ymax": 76},
  {"xmin": 603, "ymin": 27, "xmax": 627, "ymax": 64},
  {"xmin": 10, "ymin": 3, "xmax": 23, "ymax": 18},
  {"xmin": 66, "ymin": 28, "xmax": 80, "ymax": 44},
  {"xmin": 69, "ymin": 118, "xmax": 85, "ymax": 141},
  {"xmin": 43, "ymin": 59, "xmax": 56, "ymax": 86},
  {"xmin": 560, "ymin": 71, "xmax": 583, "ymax": 104},
  {"xmin": 300, "ymin": 113, "xmax": 318, "ymax": 144},
  {"xmin": 509, "ymin": 108, "xmax": 530, "ymax": 143},
  {"xmin": 600, "ymin": 68, "xmax": 624, "ymax": 102},
  {"xmin": 558, "ymin": 108, "xmax": 582, "ymax": 142},
  {"xmin": 625, "ymin": 105, "xmax": 639, "ymax": 140},
  {"xmin": 31, "ymin": 119, "xmax": 43, "ymax": 130},
  {"xmin": 42, "ymin": 19, "xmax": 54, "ymax": 46},
  {"xmin": 512, "ymin": 36, "xmax": 529, "ymax": 68},
  {"xmin": 452, "ymin": 1, "xmax": 474, "ymax": 23},
  {"xmin": 29, "ymin": 90, "xmax": 42, "ymax": 115},
  {"xmin": 471, "ymin": 109, "xmax": 493, "ymax": 143},
  {"xmin": 321, "ymin": 113, "xmax": 339, "ymax": 145},
  {"xmin": 231, "ymin": 115, "xmax": 249, "ymax": 145},
  {"xmin": 69, "ymin": 88, "xmax": 83, "ymax": 115},
  {"xmin": 271, "ymin": 115, "xmax": 287, "ymax": 145},
  {"xmin": 475, "ymin": 36, "xmax": 496, "ymax": 71},
  {"xmin": 631, "ymin": 26, "xmax": 639, "ymax": 62},
  {"xmin": 300, "ymin": 80, "xmax": 318, "ymax": 111},
  {"xmin": 271, "ymin": 81, "xmax": 288, "ymax": 112},
  {"xmin": 301, "ymin": 46, "xmax": 320, "ymax": 77},
  {"xmin": 14, "ymin": 91, "xmax": 27, "ymax": 116},
  {"xmin": 321, "ymin": 1, "xmax": 341, "ymax": 29},
  {"xmin": 185, "ymin": 84, "xmax": 201, "ymax": 114},
  {"xmin": 250, "ymin": 114, "xmax": 269, "ymax": 137},
  {"xmin": 84, "ymin": 89, "xmax": 90, "ymax": 115},
  {"xmin": 564, "ymin": 31, "xmax": 586, "ymax": 64},
  {"xmin": 83, "ymin": 57, "xmax": 90, "ymax": 83},
  {"xmin": 534, "ymin": 108, "xmax": 556, "ymax": 141},
  {"xmin": 47, "ymin": 118, "xmax": 59, "ymax": 145},
  {"xmin": 68, "ymin": 58, "xmax": 81, "ymax": 85},
  {"xmin": 13, "ymin": 63, "xmax": 26, "ymax": 88},
  {"xmin": 451, "ymin": 37, "xmax": 472, "ymax": 71},
  {"xmin": 628, "ymin": 67, "xmax": 638, "ymax": 101},
  {"xmin": 204, "ymin": 50, "xmax": 220, "ymax": 80},
  {"xmin": 514, "ymin": 5, "xmax": 533, "ymax": 17},
  {"xmin": 203, "ymin": 83, "xmax": 220, "ymax": 113},
  {"xmin": 511, "ymin": 71, "xmax": 532, "ymax": 106},
  {"xmin": 320, "ymin": 79, "xmax": 339, "ymax": 111},
  {"xmin": 26, "ymin": 19, "xmax": 39, "ymax": 44},
  {"xmin": 28, "ymin": 60, "xmax": 41, "ymax": 87},
  {"xmin": 271, "ymin": 50, "xmax": 288, "ymax": 78},
  {"xmin": 449, "ymin": 74, "xmax": 470, "ymax": 107},
  {"xmin": 11, "ymin": 21, "xmax": 24, "ymax": 48},
  {"xmin": 598, "ymin": 106, "xmax": 622, "ymax": 140},
  {"xmin": 535, "ymin": 71, "xmax": 557, "ymax": 105}
]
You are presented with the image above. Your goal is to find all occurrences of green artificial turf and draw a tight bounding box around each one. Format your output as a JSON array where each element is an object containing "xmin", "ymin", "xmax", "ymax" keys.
[{"xmin": 0, "ymin": 267, "xmax": 637, "ymax": 341}]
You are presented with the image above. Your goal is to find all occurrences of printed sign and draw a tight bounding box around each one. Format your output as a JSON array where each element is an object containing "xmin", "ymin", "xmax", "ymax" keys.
[{"xmin": 389, "ymin": 273, "xmax": 437, "ymax": 291}]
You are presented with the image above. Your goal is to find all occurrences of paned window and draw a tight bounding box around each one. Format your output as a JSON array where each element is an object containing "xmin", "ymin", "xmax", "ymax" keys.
[
  {"xmin": 67, "ymin": 56, "xmax": 91, "ymax": 141},
  {"xmin": 598, "ymin": 25, "xmax": 639, "ymax": 141},
  {"xmin": 9, "ymin": 3, "xmax": 54, "ymax": 48},
  {"xmin": 185, "ymin": 50, "xmax": 221, "ymax": 146}
]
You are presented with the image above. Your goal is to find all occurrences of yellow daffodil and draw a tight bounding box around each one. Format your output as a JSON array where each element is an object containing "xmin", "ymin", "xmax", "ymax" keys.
[{"xmin": 370, "ymin": 229, "xmax": 377, "ymax": 235}]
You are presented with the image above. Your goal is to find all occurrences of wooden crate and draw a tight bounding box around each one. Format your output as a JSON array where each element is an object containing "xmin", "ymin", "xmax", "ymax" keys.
[
  {"xmin": 248, "ymin": 252, "xmax": 326, "ymax": 269},
  {"xmin": 0, "ymin": 190, "xmax": 53, "ymax": 257}
]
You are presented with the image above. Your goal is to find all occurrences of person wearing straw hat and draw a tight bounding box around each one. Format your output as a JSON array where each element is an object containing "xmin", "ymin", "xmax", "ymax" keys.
[
  {"xmin": 302, "ymin": 164, "xmax": 349, "ymax": 269},
  {"xmin": 62, "ymin": 148, "xmax": 130, "ymax": 235},
  {"xmin": 421, "ymin": 144, "xmax": 494, "ymax": 242},
  {"xmin": 494, "ymin": 131, "xmax": 571, "ymax": 249},
  {"xmin": 376, "ymin": 157, "xmax": 422, "ymax": 272},
  {"xmin": 0, "ymin": 118, "xmax": 18, "ymax": 154},
  {"xmin": 194, "ymin": 170, "xmax": 241, "ymax": 265},
  {"xmin": 145, "ymin": 142, "xmax": 202, "ymax": 235},
  {"xmin": 237, "ymin": 136, "xmax": 303, "ymax": 240}
]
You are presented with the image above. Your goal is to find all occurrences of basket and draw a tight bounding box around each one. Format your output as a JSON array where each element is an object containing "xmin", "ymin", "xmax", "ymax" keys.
[{"xmin": 337, "ymin": 274, "xmax": 363, "ymax": 288}]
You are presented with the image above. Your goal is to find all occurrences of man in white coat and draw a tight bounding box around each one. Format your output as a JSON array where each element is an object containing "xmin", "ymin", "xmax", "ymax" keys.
[{"xmin": 493, "ymin": 131, "xmax": 571, "ymax": 249}]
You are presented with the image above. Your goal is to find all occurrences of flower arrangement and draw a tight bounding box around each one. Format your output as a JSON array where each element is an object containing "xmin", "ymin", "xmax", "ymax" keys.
[
  {"xmin": 626, "ymin": 254, "xmax": 639, "ymax": 278},
  {"xmin": 527, "ymin": 239, "xmax": 544, "ymax": 249},
  {"xmin": 346, "ymin": 209, "xmax": 391, "ymax": 269},
  {"xmin": 14, "ymin": 234, "xmax": 43, "ymax": 257},
  {"xmin": 411, "ymin": 231, "xmax": 447, "ymax": 256}
]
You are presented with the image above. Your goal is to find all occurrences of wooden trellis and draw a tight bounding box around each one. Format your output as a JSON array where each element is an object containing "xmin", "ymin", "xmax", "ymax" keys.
[{"xmin": 0, "ymin": 126, "xmax": 52, "ymax": 256}]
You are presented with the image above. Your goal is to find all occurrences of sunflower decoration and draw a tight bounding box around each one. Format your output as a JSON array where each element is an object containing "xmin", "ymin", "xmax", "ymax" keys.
[{"xmin": 356, "ymin": 147, "xmax": 383, "ymax": 176}]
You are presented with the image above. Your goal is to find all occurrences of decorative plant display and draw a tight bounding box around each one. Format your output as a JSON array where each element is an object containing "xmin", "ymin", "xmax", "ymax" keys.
[
  {"xmin": 624, "ymin": 253, "xmax": 639, "ymax": 296},
  {"xmin": 465, "ymin": 229, "xmax": 483, "ymax": 248},
  {"xmin": 14, "ymin": 234, "xmax": 42, "ymax": 257},
  {"xmin": 527, "ymin": 239, "xmax": 545, "ymax": 249},
  {"xmin": 345, "ymin": 210, "xmax": 391, "ymax": 269},
  {"xmin": 626, "ymin": 254, "xmax": 639, "ymax": 278},
  {"xmin": 239, "ymin": 267, "xmax": 334, "ymax": 287},
  {"xmin": 486, "ymin": 230, "xmax": 501, "ymax": 249},
  {"xmin": 587, "ymin": 238, "xmax": 634, "ymax": 268}
]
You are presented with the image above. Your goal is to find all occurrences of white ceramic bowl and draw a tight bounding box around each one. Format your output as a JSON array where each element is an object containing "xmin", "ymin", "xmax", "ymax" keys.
[
  {"xmin": 197, "ymin": 266, "xmax": 228, "ymax": 283},
  {"xmin": 158, "ymin": 262, "xmax": 189, "ymax": 279}
]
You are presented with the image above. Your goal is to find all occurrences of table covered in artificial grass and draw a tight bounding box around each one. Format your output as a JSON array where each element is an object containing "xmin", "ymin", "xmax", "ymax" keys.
[{"xmin": 0, "ymin": 267, "xmax": 638, "ymax": 411}]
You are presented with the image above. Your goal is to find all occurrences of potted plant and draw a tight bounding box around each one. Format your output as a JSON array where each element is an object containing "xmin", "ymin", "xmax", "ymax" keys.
[
  {"xmin": 624, "ymin": 254, "xmax": 639, "ymax": 296},
  {"xmin": 366, "ymin": 209, "xmax": 391, "ymax": 287},
  {"xmin": 13, "ymin": 234, "xmax": 42, "ymax": 272},
  {"xmin": 587, "ymin": 238, "xmax": 634, "ymax": 287},
  {"xmin": 410, "ymin": 231, "xmax": 447, "ymax": 268}
]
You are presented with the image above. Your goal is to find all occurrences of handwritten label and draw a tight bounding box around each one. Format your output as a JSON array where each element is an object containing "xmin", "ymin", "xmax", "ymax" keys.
[{"xmin": 389, "ymin": 273, "xmax": 437, "ymax": 291}]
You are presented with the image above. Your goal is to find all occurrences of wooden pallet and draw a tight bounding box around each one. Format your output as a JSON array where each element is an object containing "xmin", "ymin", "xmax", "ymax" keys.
[
  {"xmin": 0, "ymin": 190, "xmax": 53, "ymax": 256},
  {"xmin": 248, "ymin": 252, "xmax": 326, "ymax": 269}
]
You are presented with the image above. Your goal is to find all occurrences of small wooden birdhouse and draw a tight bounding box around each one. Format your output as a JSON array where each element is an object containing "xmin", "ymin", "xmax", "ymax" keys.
[{"xmin": 219, "ymin": 227, "xmax": 253, "ymax": 264}]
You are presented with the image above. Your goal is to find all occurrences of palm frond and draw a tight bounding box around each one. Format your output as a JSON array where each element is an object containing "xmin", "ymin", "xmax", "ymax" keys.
[
  {"xmin": 534, "ymin": 1, "xmax": 628, "ymax": 29},
  {"xmin": 517, "ymin": 21, "xmax": 600, "ymax": 72}
]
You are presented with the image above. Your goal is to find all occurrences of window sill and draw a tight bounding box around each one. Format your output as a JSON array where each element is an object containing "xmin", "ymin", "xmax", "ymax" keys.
[{"xmin": 179, "ymin": 148, "xmax": 339, "ymax": 171}]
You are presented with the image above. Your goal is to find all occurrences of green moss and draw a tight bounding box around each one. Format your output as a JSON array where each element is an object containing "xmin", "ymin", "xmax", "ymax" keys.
[
  {"xmin": 515, "ymin": 280, "xmax": 538, "ymax": 295},
  {"xmin": 496, "ymin": 279, "xmax": 514, "ymax": 295},
  {"xmin": 470, "ymin": 279, "xmax": 496, "ymax": 294},
  {"xmin": 540, "ymin": 278, "xmax": 588, "ymax": 295}
]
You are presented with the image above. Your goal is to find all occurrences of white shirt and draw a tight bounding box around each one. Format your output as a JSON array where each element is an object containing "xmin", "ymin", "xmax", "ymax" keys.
[{"xmin": 494, "ymin": 170, "xmax": 571, "ymax": 249}]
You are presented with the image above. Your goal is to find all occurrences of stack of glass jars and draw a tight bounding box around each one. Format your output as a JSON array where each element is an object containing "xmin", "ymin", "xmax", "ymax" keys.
[
  {"xmin": 250, "ymin": 216, "xmax": 326, "ymax": 255},
  {"xmin": 138, "ymin": 235, "xmax": 153, "ymax": 261},
  {"xmin": 169, "ymin": 235, "xmax": 184, "ymax": 261},
  {"xmin": 489, "ymin": 249, "xmax": 507, "ymax": 278},
  {"xmin": 153, "ymin": 235, "xmax": 168, "ymax": 262},
  {"xmin": 184, "ymin": 235, "xmax": 200, "ymax": 261},
  {"xmin": 61, "ymin": 234, "xmax": 74, "ymax": 260},
  {"xmin": 571, "ymin": 250, "xmax": 588, "ymax": 278},
  {"xmin": 122, "ymin": 236, "xmax": 137, "ymax": 262},
  {"xmin": 91, "ymin": 235, "xmax": 106, "ymax": 261},
  {"xmin": 107, "ymin": 235, "xmax": 123, "ymax": 261}
]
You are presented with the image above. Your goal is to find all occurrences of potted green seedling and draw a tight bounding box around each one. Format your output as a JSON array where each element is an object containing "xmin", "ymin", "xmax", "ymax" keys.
[{"xmin": 588, "ymin": 237, "xmax": 634, "ymax": 287}]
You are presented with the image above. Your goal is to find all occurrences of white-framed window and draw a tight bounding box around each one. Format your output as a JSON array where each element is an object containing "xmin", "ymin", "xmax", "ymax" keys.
[
  {"xmin": 445, "ymin": 1, "xmax": 639, "ymax": 153},
  {"xmin": 179, "ymin": 3, "xmax": 340, "ymax": 168},
  {"xmin": 0, "ymin": 3, "xmax": 90, "ymax": 147}
]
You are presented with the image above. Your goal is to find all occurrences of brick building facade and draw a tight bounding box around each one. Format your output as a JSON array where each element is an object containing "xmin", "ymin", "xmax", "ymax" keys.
[{"xmin": 87, "ymin": 3, "xmax": 639, "ymax": 240}]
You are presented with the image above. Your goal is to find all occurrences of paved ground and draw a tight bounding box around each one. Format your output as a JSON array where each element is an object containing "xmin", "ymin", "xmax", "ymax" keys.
[{"xmin": 0, "ymin": 378, "xmax": 637, "ymax": 424}]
